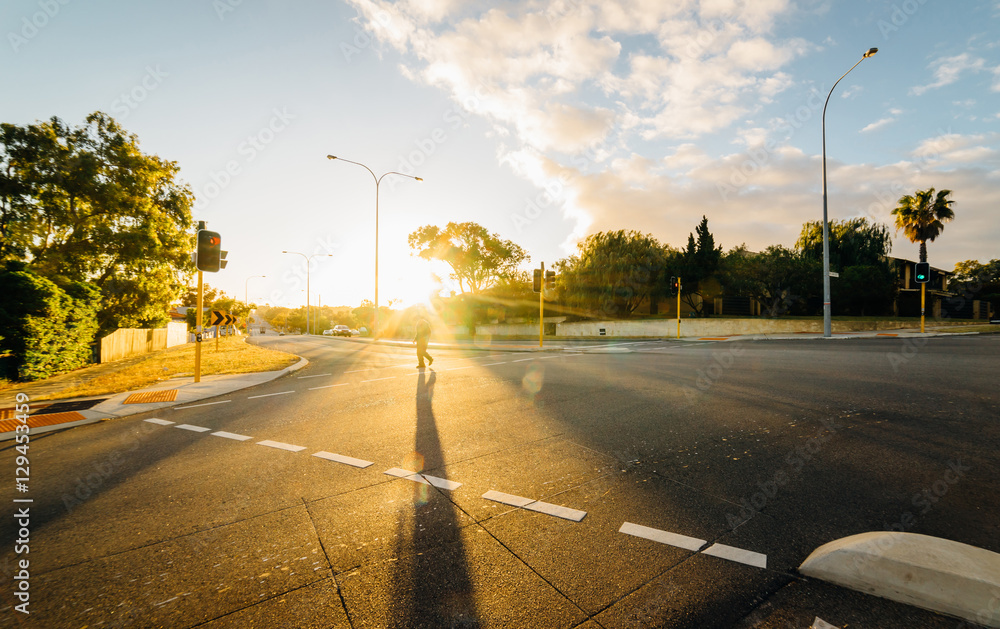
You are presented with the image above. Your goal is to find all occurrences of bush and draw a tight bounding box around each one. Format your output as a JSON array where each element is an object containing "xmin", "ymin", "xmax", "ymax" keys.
[{"xmin": 0, "ymin": 263, "xmax": 100, "ymax": 381}]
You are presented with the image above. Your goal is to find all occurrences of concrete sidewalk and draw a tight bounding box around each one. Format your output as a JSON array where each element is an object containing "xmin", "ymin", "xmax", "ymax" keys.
[{"xmin": 0, "ymin": 357, "xmax": 309, "ymax": 441}]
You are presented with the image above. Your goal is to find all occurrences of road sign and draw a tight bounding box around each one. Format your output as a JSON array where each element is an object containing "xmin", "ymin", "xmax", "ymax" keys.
[
  {"xmin": 829, "ymin": 272, "xmax": 839, "ymax": 278},
  {"xmin": 211, "ymin": 310, "xmax": 227, "ymax": 326}
]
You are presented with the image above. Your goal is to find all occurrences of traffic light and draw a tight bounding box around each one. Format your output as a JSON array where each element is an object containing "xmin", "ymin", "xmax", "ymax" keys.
[
  {"xmin": 532, "ymin": 269, "xmax": 542, "ymax": 292},
  {"xmin": 914, "ymin": 262, "xmax": 930, "ymax": 284},
  {"xmin": 196, "ymin": 230, "xmax": 223, "ymax": 272},
  {"xmin": 545, "ymin": 270, "xmax": 555, "ymax": 290},
  {"xmin": 669, "ymin": 276, "xmax": 679, "ymax": 295}
]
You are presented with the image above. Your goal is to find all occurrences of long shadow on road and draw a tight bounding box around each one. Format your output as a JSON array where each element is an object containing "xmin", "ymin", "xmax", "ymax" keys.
[{"xmin": 387, "ymin": 369, "xmax": 481, "ymax": 627}]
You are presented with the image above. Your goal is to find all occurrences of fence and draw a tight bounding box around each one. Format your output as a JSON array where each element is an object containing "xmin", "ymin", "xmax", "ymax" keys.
[{"xmin": 100, "ymin": 322, "xmax": 188, "ymax": 363}]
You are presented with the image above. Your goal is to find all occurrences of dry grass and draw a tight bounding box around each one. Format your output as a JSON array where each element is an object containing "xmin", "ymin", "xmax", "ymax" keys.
[
  {"xmin": 933, "ymin": 324, "xmax": 1000, "ymax": 334},
  {"xmin": 3, "ymin": 336, "xmax": 299, "ymax": 401}
]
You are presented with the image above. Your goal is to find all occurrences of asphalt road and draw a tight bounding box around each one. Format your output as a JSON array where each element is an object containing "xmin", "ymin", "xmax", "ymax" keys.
[{"xmin": 1, "ymin": 335, "xmax": 997, "ymax": 628}]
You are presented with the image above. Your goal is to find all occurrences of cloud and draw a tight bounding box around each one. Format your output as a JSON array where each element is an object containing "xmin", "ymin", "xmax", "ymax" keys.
[
  {"xmin": 860, "ymin": 108, "xmax": 903, "ymax": 133},
  {"xmin": 910, "ymin": 53, "xmax": 987, "ymax": 96}
]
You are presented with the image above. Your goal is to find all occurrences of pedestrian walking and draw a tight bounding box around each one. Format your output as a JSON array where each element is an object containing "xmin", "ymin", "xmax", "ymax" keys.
[{"xmin": 413, "ymin": 318, "xmax": 433, "ymax": 368}]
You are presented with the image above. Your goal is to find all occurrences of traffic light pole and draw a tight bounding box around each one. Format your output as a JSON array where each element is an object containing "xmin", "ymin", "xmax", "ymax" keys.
[
  {"xmin": 539, "ymin": 262, "xmax": 544, "ymax": 348},
  {"xmin": 195, "ymin": 270, "xmax": 203, "ymax": 383},
  {"xmin": 676, "ymin": 277, "xmax": 682, "ymax": 339},
  {"xmin": 921, "ymin": 282, "xmax": 926, "ymax": 334}
]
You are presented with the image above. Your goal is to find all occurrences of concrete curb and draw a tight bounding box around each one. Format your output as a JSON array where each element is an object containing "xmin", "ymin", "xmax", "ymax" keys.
[
  {"xmin": 0, "ymin": 357, "xmax": 309, "ymax": 441},
  {"xmin": 799, "ymin": 532, "xmax": 1000, "ymax": 627}
]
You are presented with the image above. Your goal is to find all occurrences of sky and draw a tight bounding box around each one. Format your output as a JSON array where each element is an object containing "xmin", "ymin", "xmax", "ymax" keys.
[{"xmin": 2, "ymin": 0, "xmax": 998, "ymax": 310}]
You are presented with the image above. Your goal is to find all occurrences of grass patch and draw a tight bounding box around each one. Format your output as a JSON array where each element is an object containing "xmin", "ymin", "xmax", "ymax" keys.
[
  {"xmin": 933, "ymin": 324, "xmax": 1000, "ymax": 334},
  {"xmin": 2, "ymin": 336, "xmax": 299, "ymax": 401}
]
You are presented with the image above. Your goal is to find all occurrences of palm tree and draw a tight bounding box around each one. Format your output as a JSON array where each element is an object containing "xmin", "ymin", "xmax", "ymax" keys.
[{"xmin": 891, "ymin": 188, "xmax": 956, "ymax": 262}]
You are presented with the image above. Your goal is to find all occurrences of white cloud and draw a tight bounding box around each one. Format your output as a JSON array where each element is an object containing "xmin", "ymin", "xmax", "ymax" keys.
[
  {"xmin": 910, "ymin": 53, "xmax": 987, "ymax": 96},
  {"xmin": 860, "ymin": 108, "xmax": 903, "ymax": 133}
]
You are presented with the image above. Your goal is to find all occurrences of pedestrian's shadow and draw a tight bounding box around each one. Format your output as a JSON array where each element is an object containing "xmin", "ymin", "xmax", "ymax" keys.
[{"xmin": 387, "ymin": 369, "xmax": 481, "ymax": 627}]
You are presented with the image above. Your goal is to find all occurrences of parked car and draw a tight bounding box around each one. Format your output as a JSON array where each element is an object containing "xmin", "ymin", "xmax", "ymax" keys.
[
  {"xmin": 349, "ymin": 328, "xmax": 360, "ymax": 336},
  {"xmin": 331, "ymin": 325, "xmax": 352, "ymax": 337},
  {"xmin": 322, "ymin": 329, "xmax": 334, "ymax": 335}
]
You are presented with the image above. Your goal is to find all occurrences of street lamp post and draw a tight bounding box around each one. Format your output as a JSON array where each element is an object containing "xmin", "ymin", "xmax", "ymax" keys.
[
  {"xmin": 327, "ymin": 155, "xmax": 422, "ymax": 338},
  {"xmin": 282, "ymin": 252, "xmax": 332, "ymax": 335},
  {"xmin": 821, "ymin": 47, "xmax": 878, "ymax": 338},
  {"xmin": 245, "ymin": 275, "xmax": 265, "ymax": 335}
]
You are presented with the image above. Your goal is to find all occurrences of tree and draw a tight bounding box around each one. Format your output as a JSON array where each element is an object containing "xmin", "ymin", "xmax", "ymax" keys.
[
  {"xmin": 0, "ymin": 112, "xmax": 195, "ymax": 335},
  {"xmin": 796, "ymin": 218, "xmax": 896, "ymax": 316},
  {"xmin": 952, "ymin": 259, "xmax": 1000, "ymax": 315},
  {"xmin": 718, "ymin": 245, "xmax": 819, "ymax": 317},
  {"xmin": 670, "ymin": 216, "xmax": 722, "ymax": 316},
  {"xmin": 408, "ymin": 222, "xmax": 528, "ymax": 294},
  {"xmin": 556, "ymin": 230, "xmax": 669, "ymax": 318},
  {"xmin": 891, "ymin": 188, "xmax": 955, "ymax": 263}
]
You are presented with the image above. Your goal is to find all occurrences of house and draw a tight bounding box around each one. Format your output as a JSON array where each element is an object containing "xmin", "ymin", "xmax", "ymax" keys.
[{"xmin": 890, "ymin": 257, "xmax": 990, "ymax": 320}]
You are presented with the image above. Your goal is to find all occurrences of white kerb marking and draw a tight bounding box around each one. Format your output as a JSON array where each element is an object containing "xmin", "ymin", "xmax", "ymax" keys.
[
  {"xmin": 256, "ymin": 440, "xmax": 307, "ymax": 452},
  {"xmin": 313, "ymin": 451, "xmax": 373, "ymax": 468},
  {"xmin": 144, "ymin": 418, "xmax": 174, "ymax": 426},
  {"xmin": 211, "ymin": 431, "xmax": 253, "ymax": 441},
  {"xmin": 619, "ymin": 522, "xmax": 707, "ymax": 552},
  {"xmin": 175, "ymin": 424, "xmax": 211, "ymax": 432},
  {"xmin": 701, "ymin": 543, "xmax": 767, "ymax": 568}
]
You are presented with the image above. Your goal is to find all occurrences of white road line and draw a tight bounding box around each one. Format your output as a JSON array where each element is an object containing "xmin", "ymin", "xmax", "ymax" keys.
[
  {"xmin": 384, "ymin": 468, "xmax": 462, "ymax": 491},
  {"xmin": 345, "ymin": 368, "xmax": 373, "ymax": 373},
  {"xmin": 247, "ymin": 391, "xmax": 295, "ymax": 399},
  {"xmin": 701, "ymin": 543, "xmax": 767, "ymax": 568},
  {"xmin": 211, "ymin": 431, "xmax": 253, "ymax": 441},
  {"xmin": 297, "ymin": 373, "xmax": 332, "ymax": 379},
  {"xmin": 175, "ymin": 424, "xmax": 212, "ymax": 433},
  {"xmin": 619, "ymin": 522, "xmax": 707, "ymax": 552},
  {"xmin": 479, "ymin": 362, "xmax": 508, "ymax": 367},
  {"xmin": 144, "ymin": 418, "xmax": 174, "ymax": 426},
  {"xmin": 536, "ymin": 356, "xmax": 560, "ymax": 359},
  {"xmin": 173, "ymin": 400, "xmax": 232, "ymax": 410},
  {"xmin": 308, "ymin": 383, "xmax": 350, "ymax": 390},
  {"xmin": 256, "ymin": 440, "xmax": 306, "ymax": 452},
  {"xmin": 511, "ymin": 357, "xmax": 536, "ymax": 362},
  {"xmin": 482, "ymin": 490, "xmax": 586, "ymax": 522},
  {"xmin": 361, "ymin": 376, "xmax": 396, "ymax": 383},
  {"xmin": 313, "ymin": 451, "xmax": 373, "ymax": 468},
  {"xmin": 443, "ymin": 366, "xmax": 472, "ymax": 371}
]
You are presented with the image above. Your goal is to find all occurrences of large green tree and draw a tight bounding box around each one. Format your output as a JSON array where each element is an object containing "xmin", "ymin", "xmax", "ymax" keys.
[
  {"xmin": 952, "ymin": 259, "xmax": 1000, "ymax": 315},
  {"xmin": 408, "ymin": 221, "xmax": 528, "ymax": 294},
  {"xmin": 891, "ymin": 188, "xmax": 955, "ymax": 263},
  {"xmin": 0, "ymin": 112, "xmax": 195, "ymax": 335},
  {"xmin": 555, "ymin": 230, "xmax": 670, "ymax": 318},
  {"xmin": 796, "ymin": 217, "xmax": 896, "ymax": 315}
]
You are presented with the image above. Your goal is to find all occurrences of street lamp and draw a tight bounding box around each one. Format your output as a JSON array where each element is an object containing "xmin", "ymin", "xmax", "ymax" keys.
[
  {"xmin": 327, "ymin": 155, "xmax": 422, "ymax": 338},
  {"xmin": 281, "ymin": 251, "xmax": 332, "ymax": 335},
  {"xmin": 821, "ymin": 47, "xmax": 878, "ymax": 338},
  {"xmin": 245, "ymin": 274, "xmax": 265, "ymax": 335}
]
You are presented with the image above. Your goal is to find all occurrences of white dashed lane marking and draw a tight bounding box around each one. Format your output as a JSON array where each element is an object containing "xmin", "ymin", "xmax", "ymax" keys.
[
  {"xmin": 256, "ymin": 440, "xmax": 307, "ymax": 452},
  {"xmin": 619, "ymin": 522, "xmax": 767, "ymax": 568},
  {"xmin": 211, "ymin": 431, "xmax": 253, "ymax": 441},
  {"xmin": 384, "ymin": 467, "xmax": 462, "ymax": 491},
  {"xmin": 702, "ymin": 543, "xmax": 768, "ymax": 568},
  {"xmin": 144, "ymin": 418, "xmax": 174, "ymax": 426},
  {"xmin": 308, "ymin": 383, "xmax": 349, "ymax": 390},
  {"xmin": 619, "ymin": 522, "xmax": 706, "ymax": 551},
  {"xmin": 479, "ymin": 362, "xmax": 508, "ymax": 367},
  {"xmin": 313, "ymin": 451, "xmax": 374, "ymax": 468},
  {"xmin": 297, "ymin": 373, "xmax": 332, "ymax": 379},
  {"xmin": 247, "ymin": 391, "xmax": 295, "ymax": 400},
  {"xmin": 175, "ymin": 424, "xmax": 211, "ymax": 432},
  {"xmin": 360, "ymin": 376, "xmax": 396, "ymax": 383},
  {"xmin": 174, "ymin": 400, "xmax": 231, "ymax": 410},
  {"xmin": 483, "ymin": 490, "xmax": 587, "ymax": 522},
  {"xmin": 511, "ymin": 357, "xmax": 536, "ymax": 363}
]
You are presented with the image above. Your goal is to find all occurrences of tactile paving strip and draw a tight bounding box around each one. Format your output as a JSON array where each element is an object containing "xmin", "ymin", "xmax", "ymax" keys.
[{"xmin": 123, "ymin": 389, "xmax": 178, "ymax": 404}]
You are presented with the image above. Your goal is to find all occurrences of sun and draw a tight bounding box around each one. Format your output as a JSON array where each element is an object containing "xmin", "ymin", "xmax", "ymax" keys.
[{"xmin": 381, "ymin": 254, "xmax": 451, "ymax": 309}]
